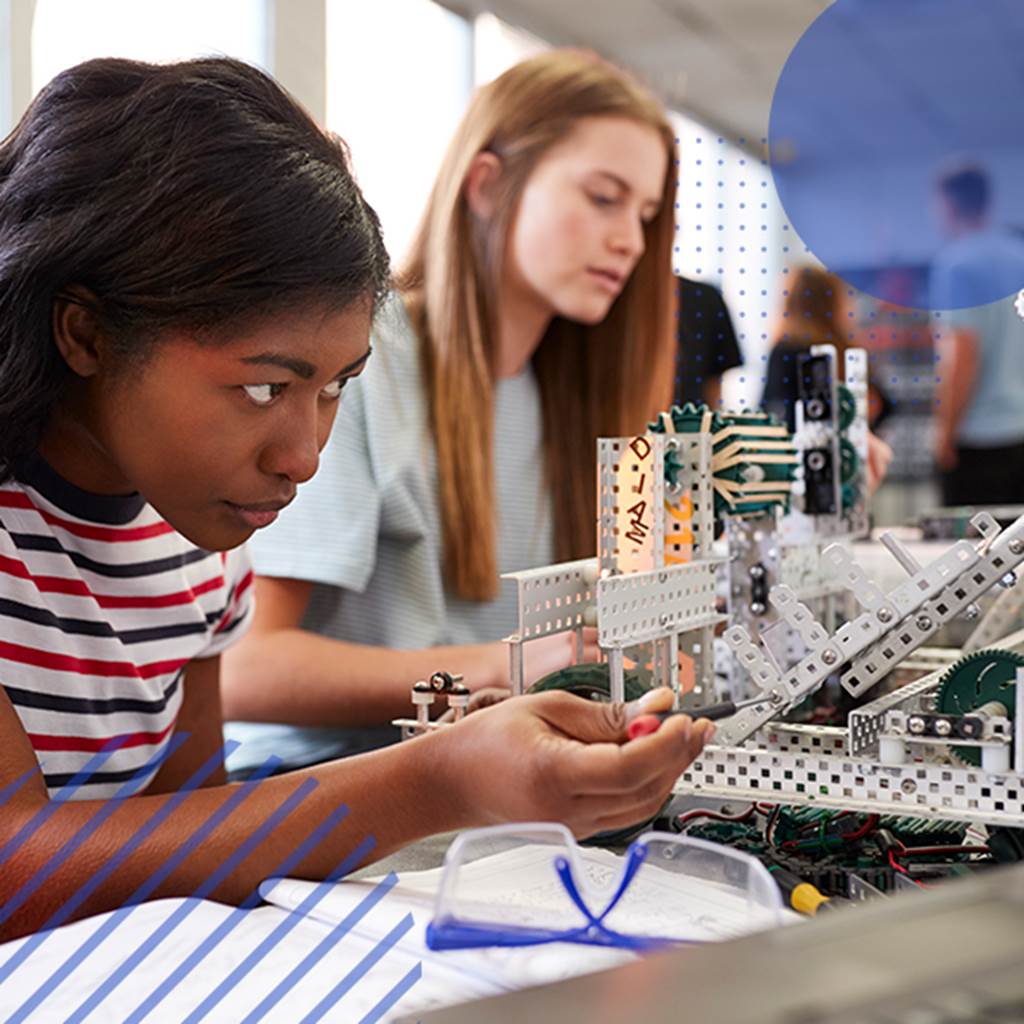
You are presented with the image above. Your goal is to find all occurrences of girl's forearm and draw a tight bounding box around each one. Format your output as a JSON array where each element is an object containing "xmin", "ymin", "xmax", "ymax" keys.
[
  {"xmin": 0, "ymin": 731, "xmax": 466, "ymax": 941},
  {"xmin": 221, "ymin": 629, "xmax": 504, "ymax": 725}
]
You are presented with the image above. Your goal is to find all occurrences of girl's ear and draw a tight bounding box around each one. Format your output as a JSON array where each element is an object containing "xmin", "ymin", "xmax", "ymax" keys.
[
  {"xmin": 464, "ymin": 151, "xmax": 504, "ymax": 220},
  {"xmin": 52, "ymin": 287, "xmax": 105, "ymax": 377}
]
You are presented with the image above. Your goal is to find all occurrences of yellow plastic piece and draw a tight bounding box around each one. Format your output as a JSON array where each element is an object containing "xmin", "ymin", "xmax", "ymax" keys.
[{"xmin": 790, "ymin": 882, "xmax": 830, "ymax": 917}]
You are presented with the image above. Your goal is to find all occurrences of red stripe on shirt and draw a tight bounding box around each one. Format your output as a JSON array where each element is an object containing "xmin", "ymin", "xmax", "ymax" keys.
[
  {"xmin": 0, "ymin": 492, "xmax": 174, "ymax": 542},
  {"xmin": 28, "ymin": 718, "xmax": 176, "ymax": 752},
  {"xmin": 0, "ymin": 639, "xmax": 188, "ymax": 679},
  {"xmin": 213, "ymin": 570, "xmax": 255, "ymax": 633},
  {"xmin": 97, "ymin": 574, "xmax": 225, "ymax": 608},
  {"xmin": 0, "ymin": 553, "xmax": 225, "ymax": 607}
]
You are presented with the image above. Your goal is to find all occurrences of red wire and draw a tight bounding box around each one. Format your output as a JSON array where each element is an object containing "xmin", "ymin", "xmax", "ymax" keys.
[
  {"xmin": 892, "ymin": 845, "xmax": 990, "ymax": 858},
  {"xmin": 888, "ymin": 851, "xmax": 908, "ymax": 874},
  {"xmin": 676, "ymin": 806, "xmax": 756, "ymax": 828},
  {"xmin": 842, "ymin": 814, "xmax": 880, "ymax": 842}
]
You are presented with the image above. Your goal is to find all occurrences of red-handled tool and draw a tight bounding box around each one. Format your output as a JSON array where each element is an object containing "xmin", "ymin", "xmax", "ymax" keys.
[{"xmin": 628, "ymin": 696, "xmax": 767, "ymax": 740}]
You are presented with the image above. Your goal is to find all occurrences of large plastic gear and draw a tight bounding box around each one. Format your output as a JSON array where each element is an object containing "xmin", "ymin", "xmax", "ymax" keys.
[
  {"xmin": 839, "ymin": 437, "xmax": 859, "ymax": 485},
  {"xmin": 648, "ymin": 403, "xmax": 797, "ymax": 528},
  {"xmin": 528, "ymin": 662, "xmax": 649, "ymax": 702},
  {"xmin": 718, "ymin": 410, "xmax": 798, "ymax": 519},
  {"xmin": 936, "ymin": 649, "xmax": 1024, "ymax": 766},
  {"xmin": 837, "ymin": 384, "xmax": 857, "ymax": 432},
  {"xmin": 838, "ymin": 436, "xmax": 861, "ymax": 513},
  {"xmin": 648, "ymin": 402, "xmax": 724, "ymax": 493}
]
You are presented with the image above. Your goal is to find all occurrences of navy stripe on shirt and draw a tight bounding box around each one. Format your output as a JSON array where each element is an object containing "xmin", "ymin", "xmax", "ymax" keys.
[
  {"xmin": 0, "ymin": 596, "xmax": 212, "ymax": 644},
  {"xmin": 6, "ymin": 530, "xmax": 211, "ymax": 577},
  {"xmin": 5, "ymin": 671, "xmax": 183, "ymax": 716}
]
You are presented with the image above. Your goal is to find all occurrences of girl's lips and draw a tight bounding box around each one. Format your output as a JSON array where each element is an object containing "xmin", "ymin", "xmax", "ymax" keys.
[
  {"xmin": 587, "ymin": 268, "xmax": 624, "ymax": 292},
  {"xmin": 225, "ymin": 502, "xmax": 284, "ymax": 529}
]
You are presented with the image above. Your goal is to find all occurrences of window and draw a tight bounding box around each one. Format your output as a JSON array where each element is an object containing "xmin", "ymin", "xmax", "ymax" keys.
[
  {"xmin": 326, "ymin": 0, "xmax": 471, "ymax": 265},
  {"xmin": 0, "ymin": 0, "xmax": 11, "ymax": 136},
  {"xmin": 672, "ymin": 109, "xmax": 785, "ymax": 408},
  {"xmin": 31, "ymin": 0, "xmax": 268, "ymax": 95},
  {"xmin": 473, "ymin": 12, "xmax": 547, "ymax": 85}
]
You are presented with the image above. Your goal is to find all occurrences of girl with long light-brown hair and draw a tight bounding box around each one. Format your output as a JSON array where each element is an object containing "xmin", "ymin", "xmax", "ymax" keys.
[{"xmin": 222, "ymin": 49, "xmax": 680, "ymax": 773}]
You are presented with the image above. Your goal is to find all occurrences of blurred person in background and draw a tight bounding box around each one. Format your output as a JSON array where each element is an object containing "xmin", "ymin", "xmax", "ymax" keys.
[
  {"xmin": 673, "ymin": 275, "xmax": 743, "ymax": 409},
  {"xmin": 930, "ymin": 160, "xmax": 1024, "ymax": 506},
  {"xmin": 761, "ymin": 264, "xmax": 892, "ymax": 485}
]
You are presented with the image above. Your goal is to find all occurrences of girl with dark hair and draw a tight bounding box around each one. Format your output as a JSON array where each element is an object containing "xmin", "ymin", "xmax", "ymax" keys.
[{"xmin": 0, "ymin": 57, "xmax": 708, "ymax": 939}]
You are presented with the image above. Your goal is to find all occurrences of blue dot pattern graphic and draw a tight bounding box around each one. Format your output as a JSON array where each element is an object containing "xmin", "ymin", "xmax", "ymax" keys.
[
  {"xmin": 671, "ymin": 118, "xmax": 944, "ymax": 480},
  {"xmin": 769, "ymin": 0, "xmax": 1024, "ymax": 310}
]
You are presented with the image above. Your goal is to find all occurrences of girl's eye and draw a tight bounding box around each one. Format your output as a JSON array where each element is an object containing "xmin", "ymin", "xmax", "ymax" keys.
[
  {"xmin": 242, "ymin": 383, "xmax": 286, "ymax": 406},
  {"xmin": 321, "ymin": 378, "xmax": 345, "ymax": 400},
  {"xmin": 589, "ymin": 193, "xmax": 617, "ymax": 208}
]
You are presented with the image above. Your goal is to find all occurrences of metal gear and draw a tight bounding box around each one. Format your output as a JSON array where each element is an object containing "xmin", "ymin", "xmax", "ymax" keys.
[{"xmin": 936, "ymin": 649, "xmax": 1024, "ymax": 766}]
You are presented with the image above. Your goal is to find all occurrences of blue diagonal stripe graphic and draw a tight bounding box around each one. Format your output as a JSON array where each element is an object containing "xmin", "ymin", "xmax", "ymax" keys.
[
  {"xmin": 0, "ymin": 764, "xmax": 50, "ymax": 810},
  {"xmin": 10, "ymin": 754, "xmax": 283, "ymax": 1023},
  {"xmin": 177, "ymin": 831, "xmax": 377, "ymax": 1024},
  {"xmin": 0, "ymin": 740, "xmax": 236, "ymax": 990},
  {"xmin": 241, "ymin": 872, "xmax": 400, "ymax": 1024},
  {"xmin": 126, "ymin": 806, "xmax": 361, "ymax": 1024},
  {"xmin": 0, "ymin": 740, "xmax": 126, "ymax": 871},
  {"xmin": 360, "ymin": 962, "xmax": 423, "ymax": 1024},
  {"xmin": 62, "ymin": 770, "xmax": 316, "ymax": 1024},
  {"xmin": 0, "ymin": 731, "xmax": 189, "ymax": 929},
  {"xmin": 300, "ymin": 912, "xmax": 416, "ymax": 1024}
]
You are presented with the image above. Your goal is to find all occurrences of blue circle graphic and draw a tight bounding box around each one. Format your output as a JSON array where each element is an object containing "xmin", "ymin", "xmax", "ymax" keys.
[{"xmin": 769, "ymin": 0, "xmax": 1024, "ymax": 309}]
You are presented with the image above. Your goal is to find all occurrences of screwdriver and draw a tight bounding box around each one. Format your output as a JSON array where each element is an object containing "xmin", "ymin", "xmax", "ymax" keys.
[
  {"xmin": 767, "ymin": 866, "xmax": 836, "ymax": 917},
  {"xmin": 627, "ymin": 695, "xmax": 768, "ymax": 740}
]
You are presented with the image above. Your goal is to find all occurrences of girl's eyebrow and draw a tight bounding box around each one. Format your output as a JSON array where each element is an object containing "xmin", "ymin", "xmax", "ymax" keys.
[
  {"xmin": 241, "ymin": 353, "xmax": 316, "ymax": 379},
  {"xmin": 240, "ymin": 347, "xmax": 372, "ymax": 380},
  {"xmin": 591, "ymin": 169, "xmax": 630, "ymax": 192},
  {"xmin": 338, "ymin": 347, "xmax": 372, "ymax": 377},
  {"xmin": 590, "ymin": 170, "xmax": 661, "ymax": 212}
]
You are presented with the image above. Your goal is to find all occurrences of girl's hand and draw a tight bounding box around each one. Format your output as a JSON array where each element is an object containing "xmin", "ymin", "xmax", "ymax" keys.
[
  {"xmin": 438, "ymin": 687, "xmax": 710, "ymax": 837},
  {"xmin": 866, "ymin": 431, "xmax": 894, "ymax": 492}
]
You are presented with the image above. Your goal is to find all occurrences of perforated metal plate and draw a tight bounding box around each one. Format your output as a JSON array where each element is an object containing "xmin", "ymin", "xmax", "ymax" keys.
[
  {"xmin": 502, "ymin": 558, "xmax": 596, "ymax": 641},
  {"xmin": 596, "ymin": 559, "xmax": 724, "ymax": 647},
  {"xmin": 848, "ymin": 672, "xmax": 945, "ymax": 755},
  {"xmin": 678, "ymin": 742, "xmax": 1024, "ymax": 827}
]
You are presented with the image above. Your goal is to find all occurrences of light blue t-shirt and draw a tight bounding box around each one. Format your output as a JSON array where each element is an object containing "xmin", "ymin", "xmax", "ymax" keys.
[
  {"xmin": 930, "ymin": 228, "xmax": 1024, "ymax": 446},
  {"xmin": 225, "ymin": 294, "xmax": 553, "ymax": 772}
]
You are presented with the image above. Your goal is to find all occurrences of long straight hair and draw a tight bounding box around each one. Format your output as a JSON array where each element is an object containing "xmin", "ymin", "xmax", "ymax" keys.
[
  {"xmin": 775, "ymin": 265, "xmax": 853, "ymax": 353},
  {"xmin": 401, "ymin": 50, "xmax": 677, "ymax": 601}
]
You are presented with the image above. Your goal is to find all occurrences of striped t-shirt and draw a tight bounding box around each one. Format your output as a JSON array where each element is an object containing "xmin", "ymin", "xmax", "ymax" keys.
[{"xmin": 0, "ymin": 456, "xmax": 253, "ymax": 799}]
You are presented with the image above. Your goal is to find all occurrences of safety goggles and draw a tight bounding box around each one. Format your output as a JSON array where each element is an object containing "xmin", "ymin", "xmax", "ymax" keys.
[{"xmin": 426, "ymin": 823, "xmax": 782, "ymax": 952}]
